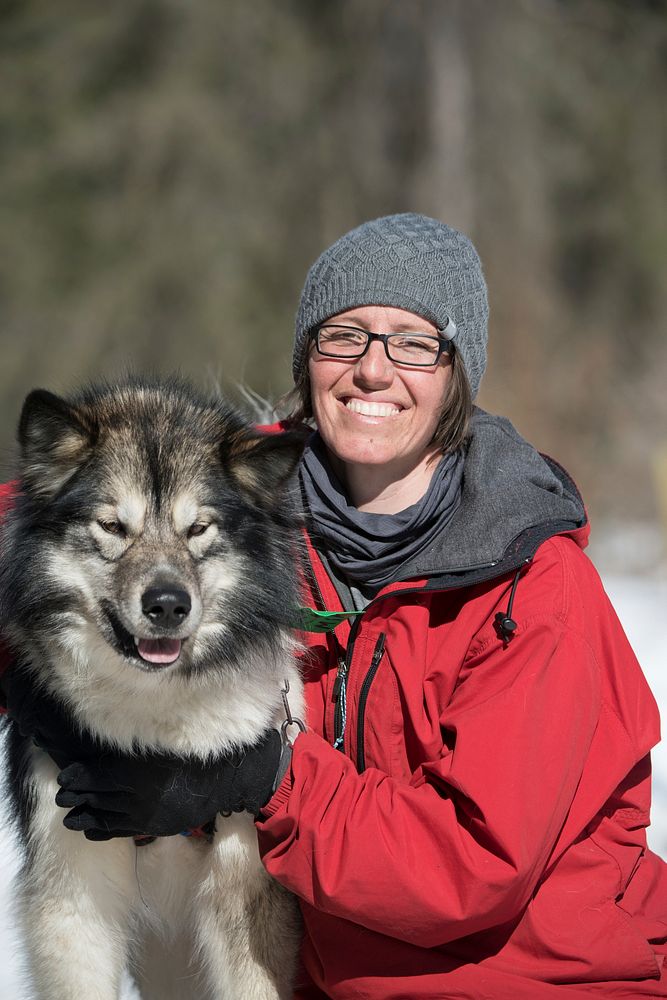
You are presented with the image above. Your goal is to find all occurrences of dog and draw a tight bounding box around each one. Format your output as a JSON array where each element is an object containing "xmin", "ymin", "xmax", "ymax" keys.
[{"xmin": 0, "ymin": 377, "xmax": 306, "ymax": 1000}]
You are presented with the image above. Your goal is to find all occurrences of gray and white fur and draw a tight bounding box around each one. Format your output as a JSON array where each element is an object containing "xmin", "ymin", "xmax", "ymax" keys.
[{"xmin": 0, "ymin": 377, "xmax": 306, "ymax": 1000}]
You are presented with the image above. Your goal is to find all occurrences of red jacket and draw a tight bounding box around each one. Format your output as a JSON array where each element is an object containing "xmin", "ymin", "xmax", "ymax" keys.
[{"xmin": 257, "ymin": 418, "xmax": 667, "ymax": 999}]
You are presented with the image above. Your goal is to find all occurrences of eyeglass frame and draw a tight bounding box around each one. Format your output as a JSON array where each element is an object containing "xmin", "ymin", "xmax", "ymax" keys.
[{"xmin": 309, "ymin": 315, "xmax": 457, "ymax": 368}]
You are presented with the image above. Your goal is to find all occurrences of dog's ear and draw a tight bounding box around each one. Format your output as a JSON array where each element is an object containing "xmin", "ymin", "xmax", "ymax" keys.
[
  {"xmin": 220, "ymin": 428, "xmax": 307, "ymax": 507},
  {"xmin": 18, "ymin": 389, "xmax": 97, "ymax": 500}
]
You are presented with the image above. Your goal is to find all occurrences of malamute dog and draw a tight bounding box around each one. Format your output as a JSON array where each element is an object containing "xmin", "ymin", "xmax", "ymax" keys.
[{"xmin": 0, "ymin": 378, "xmax": 305, "ymax": 1000}]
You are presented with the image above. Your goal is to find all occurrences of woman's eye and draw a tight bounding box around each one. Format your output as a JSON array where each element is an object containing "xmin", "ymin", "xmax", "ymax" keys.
[
  {"xmin": 98, "ymin": 520, "xmax": 125, "ymax": 537},
  {"xmin": 332, "ymin": 332, "xmax": 361, "ymax": 344},
  {"xmin": 321, "ymin": 328, "xmax": 365, "ymax": 346},
  {"xmin": 188, "ymin": 523, "xmax": 210, "ymax": 538}
]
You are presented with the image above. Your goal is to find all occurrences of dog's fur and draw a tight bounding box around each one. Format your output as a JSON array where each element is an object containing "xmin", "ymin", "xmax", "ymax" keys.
[{"xmin": 0, "ymin": 378, "xmax": 306, "ymax": 1000}]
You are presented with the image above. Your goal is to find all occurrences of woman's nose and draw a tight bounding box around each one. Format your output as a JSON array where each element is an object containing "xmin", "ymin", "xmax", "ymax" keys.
[{"xmin": 353, "ymin": 339, "xmax": 394, "ymax": 387}]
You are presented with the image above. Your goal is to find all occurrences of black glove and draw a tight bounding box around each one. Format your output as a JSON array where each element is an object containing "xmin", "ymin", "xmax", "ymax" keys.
[{"xmin": 55, "ymin": 730, "xmax": 285, "ymax": 840}]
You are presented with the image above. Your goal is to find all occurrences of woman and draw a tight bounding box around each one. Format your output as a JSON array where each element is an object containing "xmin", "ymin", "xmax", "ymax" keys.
[{"xmin": 11, "ymin": 214, "xmax": 667, "ymax": 997}]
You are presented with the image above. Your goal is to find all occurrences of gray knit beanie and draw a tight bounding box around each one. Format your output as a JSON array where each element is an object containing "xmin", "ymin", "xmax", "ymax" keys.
[{"xmin": 293, "ymin": 213, "xmax": 489, "ymax": 398}]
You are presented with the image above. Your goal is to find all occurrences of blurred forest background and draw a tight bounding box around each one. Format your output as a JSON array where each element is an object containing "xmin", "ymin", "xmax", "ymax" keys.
[{"xmin": 1, "ymin": 0, "xmax": 666, "ymax": 560}]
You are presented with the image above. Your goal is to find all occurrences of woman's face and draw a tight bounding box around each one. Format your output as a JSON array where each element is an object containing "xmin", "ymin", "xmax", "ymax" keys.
[{"xmin": 308, "ymin": 304, "xmax": 452, "ymax": 484}]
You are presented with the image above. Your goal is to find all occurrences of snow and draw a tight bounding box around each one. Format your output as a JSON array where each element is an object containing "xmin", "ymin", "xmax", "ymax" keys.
[
  {"xmin": 0, "ymin": 573, "xmax": 665, "ymax": 996},
  {"xmin": 603, "ymin": 573, "xmax": 667, "ymax": 858}
]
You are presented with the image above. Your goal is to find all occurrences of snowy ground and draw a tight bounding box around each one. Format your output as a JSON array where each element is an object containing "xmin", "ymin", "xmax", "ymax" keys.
[
  {"xmin": 603, "ymin": 573, "xmax": 667, "ymax": 857},
  {"xmin": 0, "ymin": 572, "xmax": 665, "ymax": 997}
]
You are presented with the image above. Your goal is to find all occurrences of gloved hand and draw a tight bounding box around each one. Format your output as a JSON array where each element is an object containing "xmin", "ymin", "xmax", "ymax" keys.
[{"xmin": 55, "ymin": 730, "xmax": 285, "ymax": 840}]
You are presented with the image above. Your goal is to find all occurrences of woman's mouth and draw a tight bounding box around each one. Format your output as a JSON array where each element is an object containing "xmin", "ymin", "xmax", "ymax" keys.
[{"xmin": 344, "ymin": 398, "xmax": 401, "ymax": 418}]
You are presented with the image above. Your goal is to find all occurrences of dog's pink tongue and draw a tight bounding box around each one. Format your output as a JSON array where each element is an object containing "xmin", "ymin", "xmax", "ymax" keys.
[{"xmin": 137, "ymin": 638, "xmax": 182, "ymax": 665}]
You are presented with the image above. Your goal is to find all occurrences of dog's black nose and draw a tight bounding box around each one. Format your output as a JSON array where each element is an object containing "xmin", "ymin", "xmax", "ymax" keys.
[{"xmin": 141, "ymin": 587, "xmax": 191, "ymax": 628}]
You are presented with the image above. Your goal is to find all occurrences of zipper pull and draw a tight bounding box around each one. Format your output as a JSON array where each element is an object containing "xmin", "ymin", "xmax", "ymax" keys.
[
  {"xmin": 370, "ymin": 633, "xmax": 386, "ymax": 668},
  {"xmin": 332, "ymin": 657, "xmax": 348, "ymax": 702},
  {"xmin": 332, "ymin": 657, "xmax": 348, "ymax": 751}
]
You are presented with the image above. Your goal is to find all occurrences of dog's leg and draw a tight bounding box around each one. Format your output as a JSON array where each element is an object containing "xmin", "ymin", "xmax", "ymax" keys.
[
  {"xmin": 130, "ymin": 837, "xmax": 207, "ymax": 1000},
  {"xmin": 21, "ymin": 753, "xmax": 136, "ymax": 1000},
  {"xmin": 195, "ymin": 815, "xmax": 301, "ymax": 1000},
  {"xmin": 132, "ymin": 923, "xmax": 205, "ymax": 1000}
]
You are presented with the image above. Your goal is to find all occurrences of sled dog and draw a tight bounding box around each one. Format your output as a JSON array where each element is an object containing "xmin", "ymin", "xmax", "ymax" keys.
[{"xmin": 0, "ymin": 378, "xmax": 305, "ymax": 1000}]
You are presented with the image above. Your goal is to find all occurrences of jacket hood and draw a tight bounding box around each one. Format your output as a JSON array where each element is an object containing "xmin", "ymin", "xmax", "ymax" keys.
[{"xmin": 393, "ymin": 408, "xmax": 588, "ymax": 587}]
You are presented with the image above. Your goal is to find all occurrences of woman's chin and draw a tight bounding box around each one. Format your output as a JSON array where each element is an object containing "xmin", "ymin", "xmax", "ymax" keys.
[{"xmin": 330, "ymin": 438, "xmax": 402, "ymax": 470}]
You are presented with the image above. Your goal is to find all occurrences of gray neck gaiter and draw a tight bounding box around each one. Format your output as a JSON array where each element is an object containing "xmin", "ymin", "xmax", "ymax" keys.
[{"xmin": 298, "ymin": 432, "xmax": 465, "ymax": 590}]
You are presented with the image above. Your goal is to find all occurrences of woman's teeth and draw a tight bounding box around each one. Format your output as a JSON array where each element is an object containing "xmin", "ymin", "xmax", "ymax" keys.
[{"xmin": 345, "ymin": 399, "xmax": 400, "ymax": 417}]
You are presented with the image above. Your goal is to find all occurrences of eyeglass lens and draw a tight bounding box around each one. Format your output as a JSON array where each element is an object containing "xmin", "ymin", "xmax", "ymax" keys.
[{"xmin": 317, "ymin": 326, "xmax": 443, "ymax": 365}]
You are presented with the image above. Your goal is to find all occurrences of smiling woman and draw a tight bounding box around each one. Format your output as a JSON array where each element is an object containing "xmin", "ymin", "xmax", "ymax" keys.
[{"xmin": 254, "ymin": 213, "xmax": 667, "ymax": 999}]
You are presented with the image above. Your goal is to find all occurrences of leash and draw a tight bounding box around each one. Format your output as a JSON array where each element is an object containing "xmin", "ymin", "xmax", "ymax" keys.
[{"xmin": 280, "ymin": 677, "xmax": 306, "ymax": 746}]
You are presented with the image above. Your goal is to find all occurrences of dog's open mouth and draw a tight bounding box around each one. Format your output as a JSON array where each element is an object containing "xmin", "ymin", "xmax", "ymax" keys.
[
  {"xmin": 134, "ymin": 637, "xmax": 182, "ymax": 666},
  {"xmin": 101, "ymin": 603, "xmax": 187, "ymax": 670}
]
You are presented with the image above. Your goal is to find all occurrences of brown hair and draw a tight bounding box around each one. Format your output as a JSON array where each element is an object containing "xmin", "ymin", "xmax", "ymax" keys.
[{"xmin": 279, "ymin": 344, "xmax": 473, "ymax": 455}]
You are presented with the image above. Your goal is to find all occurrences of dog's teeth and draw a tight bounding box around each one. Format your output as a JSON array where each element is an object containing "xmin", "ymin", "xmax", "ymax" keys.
[{"xmin": 134, "ymin": 636, "xmax": 140, "ymax": 645}]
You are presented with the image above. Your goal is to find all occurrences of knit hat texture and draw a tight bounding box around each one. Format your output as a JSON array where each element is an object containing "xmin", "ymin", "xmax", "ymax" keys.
[{"xmin": 293, "ymin": 213, "xmax": 489, "ymax": 398}]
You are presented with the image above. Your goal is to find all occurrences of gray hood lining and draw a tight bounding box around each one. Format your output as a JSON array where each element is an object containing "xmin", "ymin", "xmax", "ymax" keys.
[{"xmin": 376, "ymin": 409, "xmax": 586, "ymax": 582}]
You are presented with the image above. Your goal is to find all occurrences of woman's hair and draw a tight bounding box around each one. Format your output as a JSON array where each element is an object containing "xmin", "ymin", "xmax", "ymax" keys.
[{"xmin": 280, "ymin": 343, "xmax": 473, "ymax": 455}]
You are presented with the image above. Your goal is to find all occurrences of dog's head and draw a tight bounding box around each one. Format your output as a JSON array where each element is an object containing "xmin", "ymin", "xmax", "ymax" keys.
[{"xmin": 4, "ymin": 378, "xmax": 305, "ymax": 679}]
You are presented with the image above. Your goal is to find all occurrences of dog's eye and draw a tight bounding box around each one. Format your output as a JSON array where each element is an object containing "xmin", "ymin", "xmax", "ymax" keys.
[
  {"xmin": 98, "ymin": 519, "xmax": 126, "ymax": 537},
  {"xmin": 188, "ymin": 522, "xmax": 210, "ymax": 538}
]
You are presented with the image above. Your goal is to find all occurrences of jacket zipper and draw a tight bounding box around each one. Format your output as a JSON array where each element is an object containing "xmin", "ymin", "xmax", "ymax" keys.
[
  {"xmin": 331, "ymin": 602, "xmax": 370, "ymax": 751},
  {"xmin": 316, "ymin": 550, "xmax": 533, "ymax": 756},
  {"xmin": 356, "ymin": 632, "xmax": 386, "ymax": 773},
  {"xmin": 332, "ymin": 636, "xmax": 348, "ymax": 751},
  {"xmin": 300, "ymin": 545, "xmax": 349, "ymax": 750}
]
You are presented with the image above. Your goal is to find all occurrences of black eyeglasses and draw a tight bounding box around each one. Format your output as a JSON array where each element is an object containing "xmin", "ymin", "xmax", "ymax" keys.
[{"xmin": 311, "ymin": 319, "xmax": 456, "ymax": 368}]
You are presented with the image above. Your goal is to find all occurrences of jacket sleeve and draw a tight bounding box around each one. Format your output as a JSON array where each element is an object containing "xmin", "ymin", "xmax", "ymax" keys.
[{"xmin": 257, "ymin": 614, "xmax": 603, "ymax": 948}]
